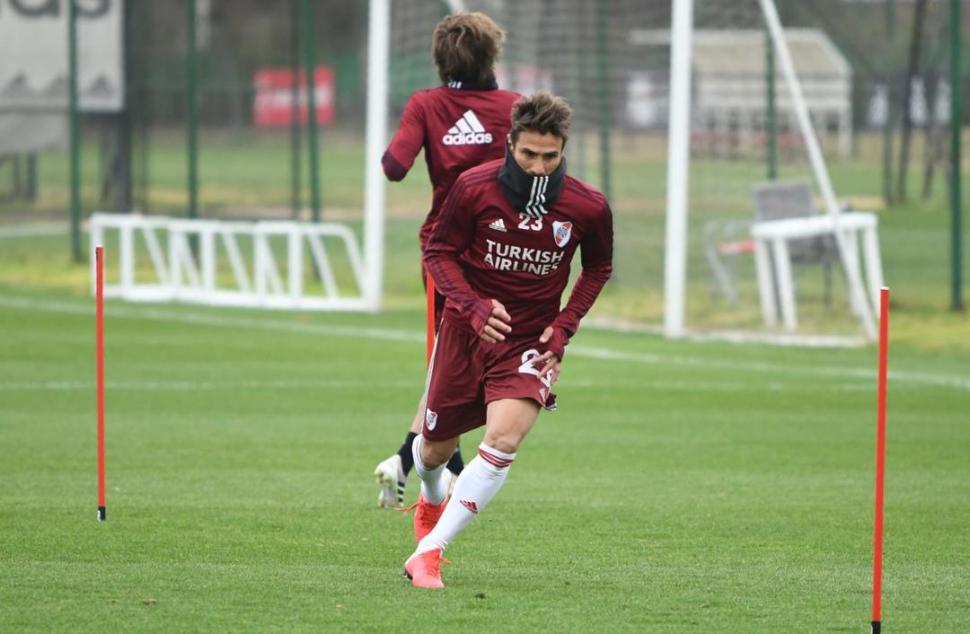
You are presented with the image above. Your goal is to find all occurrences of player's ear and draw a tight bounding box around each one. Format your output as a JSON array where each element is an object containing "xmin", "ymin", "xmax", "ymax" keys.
[{"xmin": 506, "ymin": 134, "xmax": 513, "ymax": 152}]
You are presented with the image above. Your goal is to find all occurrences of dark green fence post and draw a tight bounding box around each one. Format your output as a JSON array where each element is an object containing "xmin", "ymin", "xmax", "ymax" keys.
[
  {"xmin": 130, "ymin": 0, "xmax": 148, "ymax": 210},
  {"xmin": 117, "ymin": 0, "xmax": 134, "ymax": 212},
  {"xmin": 302, "ymin": 0, "xmax": 322, "ymax": 222},
  {"xmin": 595, "ymin": 0, "xmax": 611, "ymax": 202},
  {"xmin": 290, "ymin": 0, "xmax": 302, "ymax": 219},
  {"xmin": 68, "ymin": 0, "xmax": 82, "ymax": 262},
  {"xmin": 950, "ymin": 0, "xmax": 963, "ymax": 310},
  {"xmin": 186, "ymin": 0, "xmax": 198, "ymax": 221}
]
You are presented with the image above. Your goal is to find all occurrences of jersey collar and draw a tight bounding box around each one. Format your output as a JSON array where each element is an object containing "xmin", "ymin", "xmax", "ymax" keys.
[{"xmin": 445, "ymin": 76, "xmax": 499, "ymax": 91}]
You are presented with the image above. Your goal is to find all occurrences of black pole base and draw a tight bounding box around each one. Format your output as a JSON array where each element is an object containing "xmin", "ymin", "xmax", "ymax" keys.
[
  {"xmin": 871, "ymin": 620, "xmax": 881, "ymax": 633},
  {"xmin": 97, "ymin": 506, "xmax": 106, "ymax": 522}
]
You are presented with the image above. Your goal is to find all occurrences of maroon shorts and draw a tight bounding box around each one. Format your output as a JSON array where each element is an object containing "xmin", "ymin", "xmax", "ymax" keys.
[{"xmin": 422, "ymin": 319, "xmax": 557, "ymax": 441}]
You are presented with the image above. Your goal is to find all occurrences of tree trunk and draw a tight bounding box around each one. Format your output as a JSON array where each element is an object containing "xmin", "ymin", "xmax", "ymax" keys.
[
  {"xmin": 921, "ymin": 69, "xmax": 946, "ymax": 201},
  {"xmin": 881, "ymin": 0, "xmax": 897, "ymax": 205},
  {"xmin": 896, "ymin": 0, "xmax": 929, "ymax": 202}
]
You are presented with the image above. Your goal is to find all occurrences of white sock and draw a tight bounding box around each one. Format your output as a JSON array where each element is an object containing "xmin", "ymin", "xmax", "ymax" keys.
[
  {"xmin": 416, "ymin": 443, "xmax": 515, "ymax": 554},
  {"xmin": 412, "ymin": 434, "xmax": 448, "ymax": 505}
]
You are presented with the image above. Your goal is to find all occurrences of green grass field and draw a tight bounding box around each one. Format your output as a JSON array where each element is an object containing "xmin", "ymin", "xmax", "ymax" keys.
[
  {"xmin": 1, "ymin": 274, "xmax": 968, "ymax": 631},
  {"xmin": 2, "ymin": 128, "xmax": 969, "ymax": 631}
]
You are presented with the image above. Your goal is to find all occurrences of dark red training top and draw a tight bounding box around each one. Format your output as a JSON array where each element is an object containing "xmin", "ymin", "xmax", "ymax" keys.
[
  {"xmin": 424, "ymin": 159, "xmax": 614, "ymax": 357},
  {"xmin": 382, "ymin": 86, "xmax": 521, "ymax": 247}
]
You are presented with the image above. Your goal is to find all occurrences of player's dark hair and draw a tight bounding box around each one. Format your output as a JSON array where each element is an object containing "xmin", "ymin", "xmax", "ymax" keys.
[
  {"xmin": 509, "ymin": 91, "xmax": 572, "ymax": 145},
  {"xmin": 432, "ymin": 12, "xmax": 505, "ymax": 85}
]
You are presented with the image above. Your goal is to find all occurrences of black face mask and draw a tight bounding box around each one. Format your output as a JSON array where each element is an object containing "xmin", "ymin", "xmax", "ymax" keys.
[{"xmin": 497, "ymin": 146, "xmax": 566, "ymax": 219}]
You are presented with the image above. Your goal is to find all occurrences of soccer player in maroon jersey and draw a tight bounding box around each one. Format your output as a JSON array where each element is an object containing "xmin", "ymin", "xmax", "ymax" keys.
[
  {"xmin": 403, "ymin": 92, "xmax": 613, "ymax": 588},
  {"xmin": 373, "ymin": 12, "xmax": 521, "ymax": 510}
]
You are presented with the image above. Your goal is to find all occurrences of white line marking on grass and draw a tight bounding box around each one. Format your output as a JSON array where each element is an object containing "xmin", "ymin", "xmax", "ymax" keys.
[
  {"xmin": 567, "ymin": 379, "xmax": 873, "ymax": 392},
  {"xmin": 0, "ymin": 223, "xmax": 69, "ymax": 239},
  {"xmin": 3, "ymin": 295, "xmax": 969, "ymax": 392},
  {"xmin": 587, "ymin": 317, "xmax": 867, "ymax": 348},
  {"xmin": 568, "ymin": 344, "xmax": 970, "ymax": 391},
  {"xmin": 0, "ymin": 295, "xmax": 423, "ymax": 343},
  {"xmin": 2, "ymin": 377, "xmax": 874, "ymax": 394},
  {"xmin": 0, "ymin": 379, "xmax": 419, "ymax": 392}
]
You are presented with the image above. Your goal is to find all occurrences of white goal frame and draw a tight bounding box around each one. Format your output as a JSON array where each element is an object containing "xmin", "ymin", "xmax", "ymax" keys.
[{"xmin": 664, "ymin": 0, "xmax": 879, "ymax": 341}]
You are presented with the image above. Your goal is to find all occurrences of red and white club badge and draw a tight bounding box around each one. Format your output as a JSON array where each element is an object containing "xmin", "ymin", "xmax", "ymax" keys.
[{"xmin": 552, "ymin": 221, "xmax": 572, "ymax": 248}]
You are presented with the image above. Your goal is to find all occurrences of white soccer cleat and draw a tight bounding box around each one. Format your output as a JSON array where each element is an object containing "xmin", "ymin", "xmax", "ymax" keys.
[{"xmin": 374, "ymin": 453, "xmax": 406, "ymax": 509}]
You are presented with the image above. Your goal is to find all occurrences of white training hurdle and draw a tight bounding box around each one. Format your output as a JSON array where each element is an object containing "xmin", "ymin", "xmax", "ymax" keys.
[{"xmin": 89, "ymin": 213, "xmax": 375, "ymax": 311}]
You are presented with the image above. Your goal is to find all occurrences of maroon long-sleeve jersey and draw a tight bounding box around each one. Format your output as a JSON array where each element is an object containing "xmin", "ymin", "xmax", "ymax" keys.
[
  {"xmin": 382, "ymin": 86, "xmax": 520, "ymax": 247},
  {"xmin": 424, "ymin": 159, "xmax": 613, "ymax": 354}
]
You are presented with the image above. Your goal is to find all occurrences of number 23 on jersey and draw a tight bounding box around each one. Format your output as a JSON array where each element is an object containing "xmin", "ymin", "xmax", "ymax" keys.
[{"xmin": 517, "ymin": 214, "xmax": 542, "ymax": 231}]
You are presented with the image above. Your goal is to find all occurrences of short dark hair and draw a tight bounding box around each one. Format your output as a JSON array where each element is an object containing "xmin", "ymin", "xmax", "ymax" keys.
[
  {"xmin": 509, "ymin": 91, "xmax": 572, "ymax": 145},
  {"xmin": 432, "ymin": 12, "xmax": 505, "ymax": 85}
]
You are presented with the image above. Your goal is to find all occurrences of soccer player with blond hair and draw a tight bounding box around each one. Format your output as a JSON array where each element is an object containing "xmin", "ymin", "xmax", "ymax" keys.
[{"xmin": 373, "ymin": 12, "xmax": 522, "ymax": 509}]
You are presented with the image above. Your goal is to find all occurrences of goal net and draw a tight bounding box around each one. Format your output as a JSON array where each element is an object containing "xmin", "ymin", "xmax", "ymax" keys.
[{"xmin": 381, "ymin": 0, "xmax": 881, "ymax": 344}]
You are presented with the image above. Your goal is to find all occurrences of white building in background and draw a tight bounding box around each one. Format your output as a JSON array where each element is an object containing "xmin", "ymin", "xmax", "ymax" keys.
[
  {"xmin": 690, "ymin": 29, "xmax": 853, "ymax": 160},
  {"xmin": 624, "ymin": 28, "xmax": 853, "ymax": 160}
]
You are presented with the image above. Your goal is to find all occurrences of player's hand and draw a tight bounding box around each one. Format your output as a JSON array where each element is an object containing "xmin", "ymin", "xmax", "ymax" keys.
[
  {"xmin": 536, "ymin": 327, "xmax": 563, "ymax": 382},
  {"xmin": 479, "ymin": 299, "xmax": 512, "ymax": 343}
]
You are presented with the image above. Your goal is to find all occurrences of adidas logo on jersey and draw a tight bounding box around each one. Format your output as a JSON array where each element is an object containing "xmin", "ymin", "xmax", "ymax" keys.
[
  {"xmin": 442, "ymin": 110, "xmax": 493, "ymax": 146},
  {"xmin": 488, "ymin": 219, "xmax": 507, "ymax": 232}
]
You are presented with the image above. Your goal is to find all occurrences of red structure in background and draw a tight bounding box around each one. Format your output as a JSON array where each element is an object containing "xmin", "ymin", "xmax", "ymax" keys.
[{"xmin": 253, "ymin": 66, "xmax": 335, "ymax": 127}]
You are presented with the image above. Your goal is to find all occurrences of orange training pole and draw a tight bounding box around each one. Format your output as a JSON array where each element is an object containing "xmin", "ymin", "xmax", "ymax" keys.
[
  {"xmin": 871, "ymin": 286, "xmax": 889, "ymax": 633},
  {"xmin": 425, "ymin": 275, "xmax": 436, "ymax": 365},
  {"xmin": 96, "ymin": 245, "xmax": 106, "ymax": 522}
]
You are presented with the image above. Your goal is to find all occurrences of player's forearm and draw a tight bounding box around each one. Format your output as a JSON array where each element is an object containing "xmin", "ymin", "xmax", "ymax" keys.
[
  {"xmin": 552, "ymin": 262, "xmax": 612, "ymax": 336},
  {"xmin": 381, "ymin": 150, "xmax": 409, "ymax": 181},
  {"xmin": 424, "ymin": 252, "xmax": 493, "ymax": 332}
]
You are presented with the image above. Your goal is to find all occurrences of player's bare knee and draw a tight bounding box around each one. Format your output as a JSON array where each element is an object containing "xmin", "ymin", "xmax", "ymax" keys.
[
  {"xmin": 484, "ymin": 399, "xmax": 540, "ymax": 454},
  {"xmin": 482, "ymin": 430, "xmax": 523, "ymax": 454},
  {"xmin": 421, "ymin": 437, "xmax": 458, "ymax": 467}
]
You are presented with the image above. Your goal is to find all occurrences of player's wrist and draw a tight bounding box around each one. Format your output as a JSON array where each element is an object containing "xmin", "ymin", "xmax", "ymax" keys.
[
  {"xmin": 544, "ymin": 326, "xmax": 569, "ymax": 360},
  {"xmin": 468, "ymin": 297, "xmax": 495, "ymax": 335}
]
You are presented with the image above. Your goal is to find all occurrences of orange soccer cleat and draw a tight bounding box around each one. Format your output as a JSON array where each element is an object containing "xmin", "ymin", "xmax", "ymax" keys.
[
  {"xmin": 404, "ymin": 548, "xmax": 445, "ymax": 589},
  {"xmin": 412, "ymin": 493, "xmax": 447, "ymax": 543}
]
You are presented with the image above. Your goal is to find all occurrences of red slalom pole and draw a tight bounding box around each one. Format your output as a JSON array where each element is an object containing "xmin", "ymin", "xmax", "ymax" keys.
[
  {"xmin": 96, "ymin": 245, "xmax": 106, "ymax": 522},
  {"xmin": 871, "ymin": 286, "xmax": 889, "ymax": 633},
  {"xmin": 425, "ymin": 275, "xmax": 436, "ymax": 366}
]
